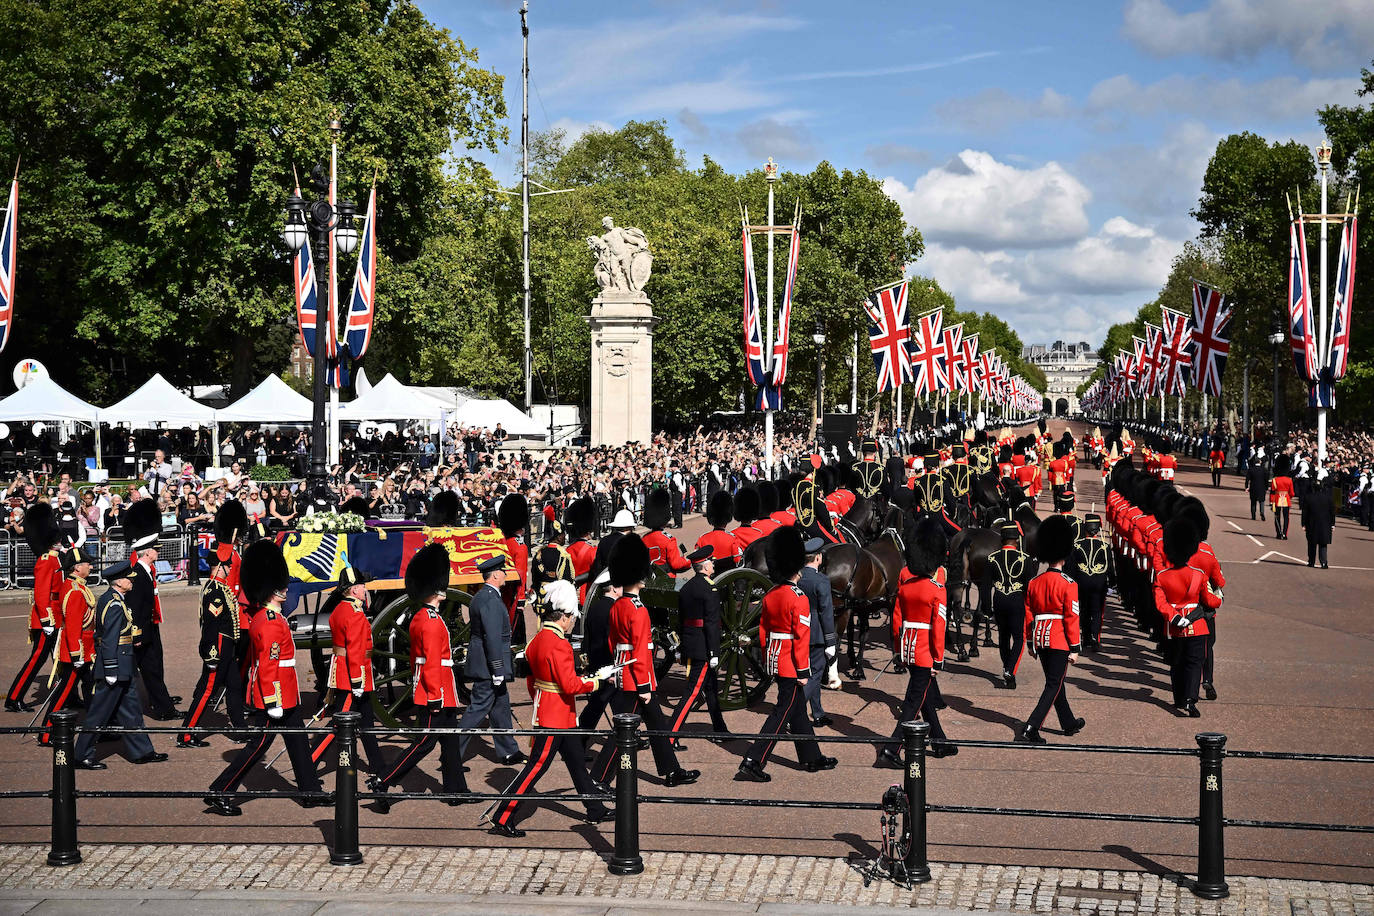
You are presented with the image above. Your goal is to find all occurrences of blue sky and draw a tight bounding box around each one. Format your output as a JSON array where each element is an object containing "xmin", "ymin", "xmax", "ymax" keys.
[{"xmin": 419, "ymin": 0, "xmax": 1371, "ymax": 346}]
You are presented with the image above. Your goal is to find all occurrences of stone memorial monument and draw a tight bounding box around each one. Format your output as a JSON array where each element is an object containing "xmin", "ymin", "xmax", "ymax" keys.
[{"xmin": 586, "ymin": 217, "xmax": 656, "ymax": 446}]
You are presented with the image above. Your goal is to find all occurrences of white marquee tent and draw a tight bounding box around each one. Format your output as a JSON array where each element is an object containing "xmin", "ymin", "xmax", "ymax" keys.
[
  {"xmin": 335, "ymin": 373, "xmax": 448, "ymax": 421},
  {"xmin": 0, "ymin": 377, "xmax": 102, "ymax": 424},
  {"xmin": 101, "ymin": 373, "xmax": 216, "ymax": 428},
  {"xmin": 217, "ymin": 374, "xmax": 315, "ymax": 423}
]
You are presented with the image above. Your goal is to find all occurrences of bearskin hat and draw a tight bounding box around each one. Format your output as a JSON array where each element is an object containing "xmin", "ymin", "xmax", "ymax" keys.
[
  {"xmin": 1162, "ymin": 517, "xmax": 1201, "ymax": 568},
  {"xmin": 22, "ymin": 502, "xmax": 60, "ymax": 553},
  {"xmin": 497, "ymin": 492, "xmax": 528, "ymax": 538},
  {"xmin": 904, "ymin": 515, "xmax": 947, "ymax": 577},
  {"xmin": 846, "ymin": 466, "xmax": 864, "ymax": 491},
  {"xmin": 891, "ymin": 486, "xmax": 914, "ymax": 513},
  {"xmin": 340, "ymin": 495, "xmax": 373, "ymax": 519},
  {"xmin": 1152, "ymin": 485, "xmax": 1180, "ymax": 523},
  {"xmin": 608, "ymin": 532, "xmax": 651, "ymax": 587},
  {"xmin": 240, "ymin": 539, "xmax": 290, "ymax": 608},
  {"xmin": 427, "ymin": 489, "xmax": 460, "ymax": 527},
  {"xmin": 734, "ymin": 485, "xmax": 760, "ymax": 524},
  {"xmin": 1038, "ymin": 418, "xmax": 1047, "ymax": 435},
  {"xmin": 765, "ymin": 525, "xmax": 807, "ymax": 583},
  {"xmin": 1173, "ymin": 495, "xmax": 1210, "ymax": 539},
  {"xmin": 1135, "ymin": 477, "xmax": 1163, "ymax": 515},
  {"xmin": 998, "ymin": 445, "xmax": 1013, "ymax": 465},
  {"xmin": 214, "ymin": 499, "xmax": 248, "ymax": 546},
  {"xmin": 1053, "ymin": 440, "xmax": 1068, "ymax": 458},
  {"xmin": 814, "ymin": 464, "xmax": 834, "ymax": 495},
  {"xmin": 1274, "ymin": 453, "xmax": 1292, "ymax": 476},
  {"xmin": 643, "ymin": 487, "xmax": 672, "ymax": 531},
  {"xmin": 776, "ymin": 477, "xmax": 794, "ymax": 511},
  {"xmin": 1156, "ymin": 437, "xmax": 1172, "ymax": 455},
  {"xmin": 974, "ymin": 429, "xmax": 990, "ymax": 446},
  {"xmin": 123, "ymin": 498, "xmax": 162, "ymax": 550},
  {"xmin": 563, "ymin": 496, "xmax": 597, "ymax": 540},
  {"xmin": 706, "ymin": 490, "xmax": 734, "ymax": 528},
  {"xmin": 405, "ymin": 542, "xmax": 451, "ymax": 602},
  {"xmin": 1035, "ymin": 514, "xmax": 1075, "ymax": 565},
  {"xmin": 757, "ymin": 480, "xmax": 779, "ymax": 517}
]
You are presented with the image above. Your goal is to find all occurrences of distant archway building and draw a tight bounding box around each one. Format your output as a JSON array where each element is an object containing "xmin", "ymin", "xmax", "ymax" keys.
[{"xmin": 1023, "ymin": 341, "xmax": 1098, "ymax": 416}]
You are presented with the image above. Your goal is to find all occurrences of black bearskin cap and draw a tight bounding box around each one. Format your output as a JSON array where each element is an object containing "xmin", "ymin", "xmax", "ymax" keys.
[
  {"xmin": 765, "ymin": 525, "xmax": 807, "ymax": 583},
  {"xmin": 240, "ymin": 539, "xmax": 290, "ymax": 607},
  {"xmin": 1162, "ymin": 517, "xmax": 1201, "ymax": 568},
  {"xmin": 975, "ymin": 428, "xmax": 990, "ymax": 446},
  {"xmin": 706, "ymin": 490, "xmax": 735, "ymax": 528},
  {"xmin": 23, "ymin": 502, "xmax": 60, "ymax": 553},
  {"xmin": 776, "ymin": 478, "xmax": 794, "ymax": 511},
  {"xmin": 214, "ymin": 499, "xmax": 248, "ymax": 546},
  {"xmin": 904, "ymin": 515, "xmax": 947, "ymax": 577},
  {"xmin": 1156, "ymin": 438, "xmax": 1172, "ymax": 455},
  {"xmin": 1152, "ymin": 485, "xmax": 1180, "ymax": 523},
  {"xmin": 427, "ymin": 490, "xmax": 459, "ymax": 526},
  {"xmin": 757, "ymin": 481, "xmax": 779, "ymax": 517},
  {"xmin": 405, "ymin": 542, "xmax": 451, "ymax": 602},
  {"xmin": 1274, "ymin": 453, "xmax": 1291, "ymax": 476},
  {"xmin": 885, "ymin": 456, "xmax": 906, "ymax": 494},
  {"xmin": 1053, "ymin": 440, "xmax": 1068, "ymax": 458},
  {"xmin": 609, "ymin": 533, "xmax": 651, "ymax": 587},
  {"xmin": 123, "ymin": 499, "xmax": 162, "ymax": 546},
  {"xmin": 563, "ymin": 496, "xmax": 597, "ymax": 539},
  {"xmin": 1038, "ymin": 418, "xmax": 1047, "ymax": 435},
  {"xmin": 998, "ymin": 445, "xmax": 1013, "ymax": 465},
  {"xmin": 1035, "ymin": 514, "xmax": 1075, "ymax": 565},
  {"xmin": 1174, "ymin": 495, "xmax": 1210, "ymax": 540},
  {"xmin": 643, "ymin": 488, "xmax": 672, "ymax": 530},
  {"xmin": 340, "ymin": 495, "xmax": 373, "ymax": 519},
  {"xmin": 734, "ymin": 485, "xmax": 760, "ymax": 524},
  {"xmin": 498, "ymin": 492, "xmax": 528, "ymax": 538}
]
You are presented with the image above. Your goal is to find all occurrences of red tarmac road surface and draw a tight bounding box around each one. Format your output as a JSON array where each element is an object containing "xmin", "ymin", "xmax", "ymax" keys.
[{"xmin": 0, "ymin": 421, "xmax": 1370, "ymax": 881}]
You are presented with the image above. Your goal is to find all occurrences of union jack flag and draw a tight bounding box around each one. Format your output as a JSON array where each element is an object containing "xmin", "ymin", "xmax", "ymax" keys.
[
  {"xmin": 909, "ymin": 307, "xmax": 949, "ymax": 395},
  {"xmin": 344, "ymin": 181, "xmax": 377, "ymax": 360},
  {"xmin": 1288, "ymin": 217, "xmax": 1316, "ymax": 383},
  {"xmin": 741, "ymin": 219, "xmax": 767, "ymax": 386},
  {"xmin": 1189, "ymin": 280, "xmax": 1231, "ymax": 396},
  {"xmin": 1159, "ymin": 306, "xmax": 1193, "ymax": 397},
  {"xmin": 771, "ymin": 224, "xmax": 800, "ymax": 387},
  {"xmin": 1130, "ymin": 336, "xmax": 1146, "ymax": 398},
  {"xmin": 863, "ymin": 281, "xmax": 913, "ymax": 393},
  {"xmin": 0, "ymin": 169, "xmax": 15, "ymax": 354},
  {"xmin": 292, "ymin": 180, "xmax": 321, "ymax": 358},
  {"xmin": 942, "ymin": 322, "xmax": 964, "ymax": 392},
  {"xmin": 1140, "ymin": 323, "xmax": 1163, "ymax": 397},
  {"xmin": 1328, "ymin": 214, "xmax": 1357, "ymax": 381},
  {"xmin": 959, "ymin": 334, "xmax": 979, "ymax": 393}
]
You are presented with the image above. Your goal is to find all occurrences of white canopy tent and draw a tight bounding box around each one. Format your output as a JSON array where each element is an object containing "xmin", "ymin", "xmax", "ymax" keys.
[
  {"xmin": 217, "ymin": 374, "xmax": 315, "ymax": 423},
  {"xmin": 335, "ymin": 373, "xmax": 448, "ymax": 421},
  {"xmin": 101, "ymin": 373, "xmax": 216, "ymax": 428},
  {"xmin": 0, "ymin": 377, "xmax": 102, "ymax": 424},
  {"xmin": 452, "ymin": 398, "xmax": 545, "ymax": 436},
  {"xmin": 335, "ymin": 373, "xmax": 546, "ymax": 440}
]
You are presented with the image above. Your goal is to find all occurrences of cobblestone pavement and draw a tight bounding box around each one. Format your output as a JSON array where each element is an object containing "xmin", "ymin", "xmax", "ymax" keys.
[{"xmin": 0, "ymin": 844, "xmax": 1370, "ymax": 915}]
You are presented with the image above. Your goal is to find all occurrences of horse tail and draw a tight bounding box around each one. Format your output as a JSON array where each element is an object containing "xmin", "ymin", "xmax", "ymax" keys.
[{"xmin": 947, "ymin": 528, "xmax": 969, "ymax": 589}]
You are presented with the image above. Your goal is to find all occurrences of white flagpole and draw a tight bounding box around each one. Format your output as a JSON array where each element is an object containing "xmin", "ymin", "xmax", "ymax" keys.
[
  {"xmin": 764, "ymin": 159, "xmax": 776, "ymax": 479},
  {"xmin": 1317, "ymin": 140, "xmax": 1331, "ymax": 467},
  {"xmin": 850, "ymin": 326, "xmax": 858, "ymax": 413}
]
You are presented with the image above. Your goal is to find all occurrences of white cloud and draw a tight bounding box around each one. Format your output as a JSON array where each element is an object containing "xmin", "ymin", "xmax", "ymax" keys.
[
  {"xmin": 1022, "ymin": 217, "xmax": 1182, "ymax": 296},
  {"xmin": 1085, "ymin": 73, "xmax": 1361, "ymax": 123},
  {"xmin": 1122, "ymin": 0, "xmax": 1374, "ymax": 70},
  {"xmin": 1077, "ymin": 121, "xmax": 1219, "ymax": 230},
  {"xmin": 547, "ymin": 117, "xmax": 614, "ymax": 144},
  {"xmin": 780, "ymin": 50, "xmax": 1002, "ymax": 83},
  {"xmin": 935, "ymin": 87, "xmax": 1072, "ymax": 132},
  {"xmin": 883, "ymin": 151, "xmax": 1092, "ymax": 250}
]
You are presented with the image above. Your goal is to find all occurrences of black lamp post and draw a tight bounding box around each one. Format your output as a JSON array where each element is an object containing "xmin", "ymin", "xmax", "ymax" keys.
[
  {"xmin": 812, "ymin": 320, "xmax": 826, "ymax": 430},
  {"xmin": 1268, "ymin": 328, "xmax": 1286, "ymax": 445},
  {"xmin": 282, "ymin": 120, "xmax": 357, "ymax": 502}
]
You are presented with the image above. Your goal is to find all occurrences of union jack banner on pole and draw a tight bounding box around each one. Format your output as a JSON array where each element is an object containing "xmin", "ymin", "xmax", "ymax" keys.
[
  {"xmin": 909, "ymin": 307, "xmax": 949, "ymax": 396},
  {"xmin": 1159, "ymin": 306, "xmax": 1193, "ymax": 397},
  {"xmin": 0, "ymin": 166, "xmax": 15, "ymax": 354},
  {"xmin": 941, "ymin": 322, "xmax": 964, "ymax": 392},
  {"xmin": 1288, "ymin": 217, "xmax": 1316, "ymax": 383},
  {"xmin": 863, "ymin": 280, "xmax": 913, "ymax": 394},
  {"xmin": 1130, "ymin": 336, "xmax": 1146, "ymax": 398},
  {"xmin": 344, "ymin": 180, "xmax": 377, "ymax": 361},
  {"xmin": 1328, "ymin": 213, "xmax": 1357, "ymax": 381},
  {"xmin": 292, "ymin": 178, "xmax": 321, "ymax": 358},
  {"xmin": 741, "ymin": 217, "xmax": 767, "ymax": 387},
  {"xmin": 978, "ymin": 350, "xmax": 995, "ymax": 399},
  {"xmin": 1189, "ymin": 280, "xmax": 1232, "ymax": 396},
  {"xmin": 959, "ymin": 334, "xmax": 979, "ymax": 393},
  {"xmin": 1141, "ymin": 323, "xmax": 1163, "ymax": 397},
  {"xmin": 771, "ymin": 220, "xmax": 800, "ymax": 388}
]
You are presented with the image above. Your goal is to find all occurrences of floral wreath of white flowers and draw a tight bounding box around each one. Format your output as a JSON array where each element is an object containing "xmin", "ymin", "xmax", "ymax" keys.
[{"xmin": 296, "ymin": 511, "xmax": 366, "ymax": 533}]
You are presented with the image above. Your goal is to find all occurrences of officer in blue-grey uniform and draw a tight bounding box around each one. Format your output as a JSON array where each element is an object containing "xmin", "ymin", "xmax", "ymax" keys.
[
  {"xmin": 457, "ymin": 555, "xmax": 526, "ymax": 766},
  {"xmin": 797, "ymin": 537, "xmax": 837, "ymax": 727}
]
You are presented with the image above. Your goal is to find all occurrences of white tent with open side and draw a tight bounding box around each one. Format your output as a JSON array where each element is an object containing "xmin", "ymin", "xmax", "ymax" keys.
[
  {"xmin": 0, "ymin": 377, "xmax": 102, "ymax": 424},
  {"xmin": 335, "ymin": 373, "xmax": 447, "ymax": 421},
  {"xmin": 453, "ymin": 398, "xmax": 546, "ymax": 437},
  {"xmin": 101, "ymin": 373, "xmax": 216, "ymax": 428},
  {"xmin": 217, "ymin": 374, "xmax": 315, "ymax": 423}
]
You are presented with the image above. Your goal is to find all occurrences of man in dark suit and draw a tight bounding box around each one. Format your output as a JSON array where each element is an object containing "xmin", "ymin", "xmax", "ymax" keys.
[
  {"xmin": 798, "ymin": 538, "xmax": 837, "ymax": 727},
  {"xmin": 124, "ymin": 500, "xmax": 179, "ymax": 720},
  {"xmin": 457, "ymin": 557, "xmax": 525, "ymax": 766},
  {"xmin": 1303, "ymin": 472, "xmax": 1334, "ymax": 569},
  {"xmin": 1245, "ymin": 452, "xmax": 1271, "ymax": 521}
]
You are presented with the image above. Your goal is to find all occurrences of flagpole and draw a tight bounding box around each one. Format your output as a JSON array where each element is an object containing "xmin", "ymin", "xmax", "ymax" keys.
[
  {"xmin": 850, "ymin": 326, "xmax": 858, "ymax": 413},
  {"xmin": 764, "ymin": 158, "xmax": 777, "ymax": 480},
  {"xmin": 521, "ymin": 1, "xmax": 533, "ymax": 414},
  {"xmin": 1316, "ymin": 140, "xmax": 1331, "ymax": 468}
]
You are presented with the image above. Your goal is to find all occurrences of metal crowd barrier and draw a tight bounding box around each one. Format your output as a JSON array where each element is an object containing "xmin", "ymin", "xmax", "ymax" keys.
[
  {"xmin": 3, "ymin": 711, "xmax": 1370, "ymax": 896},
  {"xmin": 0, "ymin": 525, "xmax": 191, "ymax": 591}
]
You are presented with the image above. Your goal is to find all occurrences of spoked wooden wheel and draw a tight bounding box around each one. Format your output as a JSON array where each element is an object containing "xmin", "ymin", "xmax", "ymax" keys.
[
  {"xmin": 712, "ymin": 567, "xmax": 773, "ymax": 711},
  {"xmin": 369, "ymin": 587, "xmax": 472, "ymax": 729}
]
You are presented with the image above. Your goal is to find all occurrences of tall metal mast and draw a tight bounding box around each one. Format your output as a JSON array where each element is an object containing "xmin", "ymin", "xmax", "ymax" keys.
[{"xmin": 521, "ymin": 0, "xmax": 532, "ymax": 413}]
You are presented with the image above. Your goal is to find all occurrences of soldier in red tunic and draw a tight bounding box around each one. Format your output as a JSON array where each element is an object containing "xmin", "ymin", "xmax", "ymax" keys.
[
  {"xmin": 205, "ymin": 540, "xmax": 326, "ymax": 816},
  {"xmin": 694, "ymin": 490, "xmax": 741, "ymax": 573},
  {"xmin": 737, "ymin": 527, "xmax": 834, "ymax": 781},
  {"xmin": 498, "ymin": 491, "xmax": 531, "ymax": 644},
  {"xmin": 310, "ymin": 566, "xmax": 385, "ymax": 775},
  {"xmin": 6, "ymin": 503, "xmax": 63, "ymax": 712},
  {"xmin": 731, "ymin": 485, "xmax": 765, "ymax": 549},
  {"xmin": 1154, "ymin": 518, "xmax": 1221, "ymax": 717},
  {"xmin": 1016, "ymin": 515, "xmax": 1085, "ymax": 745},
  {"xmin": 1173, "ymin": 497, "xmax": 1225, "ymax": 700},
  {"xmin": 642, "ymin": 488, "xmax": 691, "ymax": 578},
  {"xmin": 1269, "ymin": 454, "xmax": 1296, "ymax": 540},
  {"xmin": 40, "ymin": 547, "xmax": 96, "ymax": 745},
  {"xmin": 490, "ymin": 580, "xmax": 615, "ymax": 838}
]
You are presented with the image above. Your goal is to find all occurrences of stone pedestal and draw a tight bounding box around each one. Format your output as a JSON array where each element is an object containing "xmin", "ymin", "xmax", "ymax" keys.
[{"xmin": 587, "ymin": 294, "xmax": 657, "ymax": 446}]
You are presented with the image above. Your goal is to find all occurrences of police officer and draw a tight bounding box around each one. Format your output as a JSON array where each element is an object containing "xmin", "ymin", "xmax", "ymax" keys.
[
  {"xmin": 667, "ymin": 545, "xmax": 730, "ymax": 741},
  {"xmin": 178, "ymin": 544, "xmax": 246, "ymax": 747},
  {"xmin": 983, "ymin": 521, "xmax": 1031, "ymax": 689},
  {"xmin": 458, "ymin": 555, "xmax": 525, "ymax": 767},
  {"xmin": 797, "ymin": 538, "xmax": 837, "ymax": 727},
  {"xmin": 1068, "ymin": 513, "xmax": 1113, "ymax": 654}
]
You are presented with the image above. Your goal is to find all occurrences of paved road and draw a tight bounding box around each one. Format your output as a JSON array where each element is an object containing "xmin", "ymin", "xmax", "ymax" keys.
[{"xmin": 0, "ymin": 421, "xmax": 1370, "ymax": 883}]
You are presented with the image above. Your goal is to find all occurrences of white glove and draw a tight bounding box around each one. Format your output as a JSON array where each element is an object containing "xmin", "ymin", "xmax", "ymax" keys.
[
  {"xmin": 492, "ymin": 675, "xmax": 504, "ymax": 687},
  {"xmin": 708, "ymin": 656, "xmax": 718, "ymax": 669},
  {"xmin": 824, "ymin": 645, "xmax": 836, "ymax": 659},
  {"xmin": 42, "ymin": 626, "xmax": 54, "ymax": 636},
  {"xmin": 73, "ymin": 659, "xmax": 84, "ymax": 668},
  {"xmin": 352, "ymin": 688, "xmax": 363, "ymax": 698},
  {"xmin": 267, "ymin": 706, "xmax": 284, "ymax": 719},
  {"xmin": 594, "ymin": 664, "xmax": 617, "ymax": 681},
  {"xmin": 105, "ymin": 676, "xmax": 117, "ymax": 686}
]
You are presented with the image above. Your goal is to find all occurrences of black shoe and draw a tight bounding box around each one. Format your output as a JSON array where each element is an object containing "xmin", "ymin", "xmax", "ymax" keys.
[
  {"xmin": 998, "ymin": 672, "xmax": 1016, "ymax": 690},
  {"xmin": 804, "ymin": 756, "xmax": 838, "ymax": 773},
  {"xmin": 811, "ymin": 714, "xmax": 832, "ymax": 728},
  {"xmin": 982, "ymin": 637, "xmax": 995, "ymax": 648},
  {"xmin": 499, "ymin": 752, "xmax": 528, "ymax": 766},
  {"xmin": 299, "ymin": 792, "xmax": 333, "ymax": 809},
  {"xmin": 1184, "ymin": 702, "xmax": 1201, "ymax": 718},
  {"xmin": 584, "ymin": 807, "xmax": 613, "ymax": 825},
  {"xmin": 930, "ymin": 743, "xmax": 959, "ymax": 758},
  {"xmin": 736, "ymin": 759, "xmax": 770, "ymax": 782},
  {"xmin": 1202, "ymin": 682, "xmax": 1217, "ymax": 701},
  {"xmin": 132, "ymin": 752, "xmax": 169, "ymax": 764},
  {"xmin": 4, "ymin": 699, "xmax": 33, "ymax": 713},
  {"xmin": 663, "ymin": 768, "xmax": 699, "ymax": 787},
  {"xmin": 1015, "ymin": 725, "xmax": 1046, "ymax": 745},
  {"xmin": 444, "ymin": 792, "xmax": 476, "ymax": 807},
  {"xmin": 203, "ymin": 795, "xmax": 241, "ymax": 817},
  {"xmin": 1063, "ymin": 717, "xmax": 1086, "ymax": 737},
  {"xmin": 875, "ymin": 749, "xmax": 903, "ymax": 769},
  {"xmin": 74, "ymin": 757, "xmax": 107, "ymax": 771},
  {"xmin": 177, "ymin": 738, "xmax": 210, "ymax": 748},
  {"xmin": 488, "ymin": 822, "xmax": 526, "ymax": 838},
  {"xmin": 636, "ymin": 736, "xmax": 650, "ymax": 751},
  {"xmin": 366, "ymin": 776, "xmax": 391, "ymax": 814},
  {"xmin": 170, "ymin": 695, "xmax": 183, "ymax": 705},
  {"xmin": 1321, "ymin": 563, "xmax": 1329, "ymax": 570},
  {"xmin": 1308, "ymin": 561, "xmax": 1315, "ymax": 567},
  {"xmin": 934, "ymin": 696, "xmax": 948, "ymax": 710},
  {"xmin": 967, "ymin": 644, "xmax": 980, "ymax": 659}
]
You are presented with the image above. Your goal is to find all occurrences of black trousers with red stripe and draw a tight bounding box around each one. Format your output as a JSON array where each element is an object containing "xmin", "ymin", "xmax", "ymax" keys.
[
  {"xmin": 40, "ymin": 661, "xmax": 83, "ymax": 745},
  {"xmin": 667, "ymin": 658, "xmax": 727, "ymax": 735},
  {"xmin": 209, "ymin": 707, "xmax": 322, "ymax": 797},
  {"xmin": 376, "ymin": 706, "xmax": 467, "ymax": 793},
  {"xmin": 180, "ymin": 637, "xmax": 245, "ymax": 742},
  {"xmin": 1026, "ymin": 648, "xmax": 1077, "ymax": 732},
  {"xmin": 7, "ymin": 628, "xmax": 55, "ymax": 705},
  {"xmin": 311, "ymin": 690, "xmax": 385, "ymax": 774},
  {"xmin": 591, "ymin": 692, "xmax": 680, "ymax": 783},
  {"xmin": 745, "ymin": 676, "xmax": 821, "ymax": 769},
  {"xmin": 889, "ymin": 665, "xmax": 946, "ymax": 744},
  {"xmin": 494, "ymin": 731, "xmax": 608, "ymax": 827}
]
